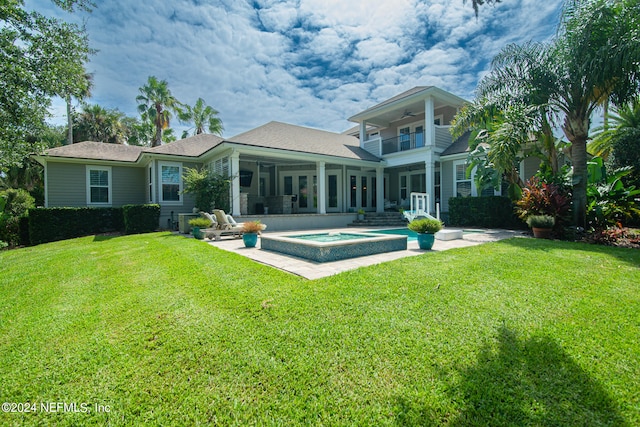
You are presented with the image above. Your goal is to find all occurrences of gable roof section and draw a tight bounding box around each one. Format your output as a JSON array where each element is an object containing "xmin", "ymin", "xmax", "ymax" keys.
[
  {"xmin": 44, "ymin": 141, "xmax": 144, "ymax": 162},
  {"xmin": 146, "ymin": 133, "xmax": 224, "ymax": 157},
  {"xmin": 228, "ymin": 121, "xmax": 381, "ymax": 162},
  {"xmin": 354, "ymin": 86, "xmax": 432, "ymax": 118}
]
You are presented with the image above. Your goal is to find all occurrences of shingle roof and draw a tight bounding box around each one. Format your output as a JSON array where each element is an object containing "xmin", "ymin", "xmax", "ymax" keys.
[
  {"xmin": 146, "ymin": 133, "xmax": 224, "ymax": 157},
  {"xmin": 42, "ymin": 134, "xmax": 224, "ymax": 162},
  {"xmin": 44, "ymin": 141, "xmax": 144, "ymax": 162},
  {"xmin": 441, "ymin": 131, "xmax": 472, "ymax": 156},
  {"xmin": 228, "ymin": 121, "xmax": 381, "ymax": 162}
]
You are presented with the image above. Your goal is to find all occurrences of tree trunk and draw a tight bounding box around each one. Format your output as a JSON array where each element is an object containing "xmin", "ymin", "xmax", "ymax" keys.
[
  {"xmin": 66, "ymin": 95, "xmax": 73, "ymax": 145},
  {"xmin": 563, "ymin": 113, "xmax": 590, "ymax": 229}
]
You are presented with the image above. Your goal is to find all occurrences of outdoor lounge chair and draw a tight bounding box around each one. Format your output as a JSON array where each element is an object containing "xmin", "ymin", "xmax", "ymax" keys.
[{"xmin": 199, "ymin": 211, "xmax": 243, "ymax": 241}]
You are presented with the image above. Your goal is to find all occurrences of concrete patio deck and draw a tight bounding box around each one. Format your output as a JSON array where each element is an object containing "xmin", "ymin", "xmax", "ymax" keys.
[{"xmin": 201, "ymin": 227, "xmax": 527, "ymax": 280}]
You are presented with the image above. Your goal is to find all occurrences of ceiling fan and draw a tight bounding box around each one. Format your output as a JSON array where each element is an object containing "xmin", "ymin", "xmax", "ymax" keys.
[{"xmin": 400, "ymin": 110, "xmax": 416, "ymax": 119}]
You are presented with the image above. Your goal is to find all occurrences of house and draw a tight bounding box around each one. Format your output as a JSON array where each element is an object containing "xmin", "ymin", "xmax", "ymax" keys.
[{"xmin": 34, "ymin": 86, "xmax": 541, "ymax": 230}]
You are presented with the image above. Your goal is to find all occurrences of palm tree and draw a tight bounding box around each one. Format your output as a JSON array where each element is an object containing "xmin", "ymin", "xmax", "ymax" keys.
[
  {"xmin": 589, "ymin": 99, "xmax": 640, "ymax": 160},
  {"xmin": 469, "ymin": 0, "xmax": 640, "ymax": 228},
  {"xmin": 64, "ymin": 73, "xmax": 93, "ymax": 145},
  {"xmin": 179, "ymin": 97, "xmax": 224, "ymax": 136},
  {"xmin": 136, "ymin": 76, "xmax": 181, "ymax": 147},
  {"xmin": 464, "ymin": 0, "xmax": 501, "ymax": 16},
  {"xmin": 74, "ymin": 104, "xmax": 127, "ymax": 144}
]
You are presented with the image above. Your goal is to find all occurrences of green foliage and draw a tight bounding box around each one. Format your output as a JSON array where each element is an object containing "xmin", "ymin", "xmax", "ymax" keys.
[
  {"xmin": 122, "ymin": 204, "xmax": 160, "ymax": 234},
  {"xmin": 0, "ymin": 189, "xmax": 35, "ymax": 247},
  {"xmin": 182, "ymin": 167, "xmax": 231, "ymax": 212},
  {"xmin": 188, "ymin": 217, "xmax": 211, "ymax": 228},
  {"xmin": 526, "ymin": 214, "xmax": 555, "ymax": 229},
  {"xmin": 586, "ymin": 159, "xmax": 640, "ymax": 229},
  {"xmin": 178, "ymin": 97, "xmax": 224, "ymax": 136},
  {"xmin": 28, "ymin": 207, "xmax": 124, "ymax": 245},
  {"xmin": 408, "ymin": 218, "xmax": 443, "ymax": 234},
  {"xmin": 136, "ymin": 76, "xmax": 181, "ymax": 147},
  {"xmin": 73, "ymin": 103, "xmax": 129, "ymax": 144},
  {"xmin": 0, "ymin": 0, "xmax": 92, "ymax": 171},
  {"xmin": 448, "ymin": 196, "xmax": 525, "ymax": 229}
]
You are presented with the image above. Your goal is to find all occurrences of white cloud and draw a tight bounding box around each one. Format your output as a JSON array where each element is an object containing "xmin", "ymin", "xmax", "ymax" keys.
[{"xmin": 29, "ymin": 0, "xmax": 564, "ymax": 137}]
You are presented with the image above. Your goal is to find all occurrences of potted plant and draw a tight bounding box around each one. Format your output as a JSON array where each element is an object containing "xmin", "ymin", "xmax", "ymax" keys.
[
  {"xmin": 189, "ymin": 217, "xmax": 211, "ymax": 240},
  {"xmin": 357, "ymin": 209, "xmax": 365, "ymax": 221},
  {"xmin": 242, "ymin": 220, "xmax": 263, "ymax": 248},
  {"xmin": 408, "ymin": 218, "xmax": 443, "ymax": 250},
  {"xmin": 526, "ymin": 214, "xmax": 555, "ymax": 239}
]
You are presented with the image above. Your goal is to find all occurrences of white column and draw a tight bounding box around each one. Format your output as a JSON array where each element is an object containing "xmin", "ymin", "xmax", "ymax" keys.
[
  {"xmin": 359, "ymin": 121, "xmax": 367, "ymax": 146},
  {"xmin": 317, "ymin": 161, "xmax": 326, "ymax": 214},
  {"xmin": 230, "ymin": 150, "xmax": 241, "ymax": 216},
  {"xmin": 376, "ymin": 166, "xmax": 384, "ymax": 213},
  {"xmin": 425, "ymin": 154, "xmax": 435, "ymax": 214},
  {"xmin": 424, "ymin": 96, "xmax": 435, "ymax": 147}
]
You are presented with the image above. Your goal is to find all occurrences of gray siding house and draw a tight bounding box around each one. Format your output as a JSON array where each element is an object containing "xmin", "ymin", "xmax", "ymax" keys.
[{"xmin": 34, "ymin": 87, "xmax": 541, "ymax": 229}]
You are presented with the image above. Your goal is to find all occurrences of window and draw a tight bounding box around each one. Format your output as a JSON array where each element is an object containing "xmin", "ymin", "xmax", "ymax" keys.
[
  {"xmin": 148, "ymin": 164, "xmax": 154, "ymax": 203},
  {"xmin": 86, "ymin": 166, "xmax": 111, "ymax": 205},
  {"xmin": 399, "ymin": 127, "xmax": 410, "ymax": 151},
  {"xmin": 159, "ymin": 162, "xmax": 182, "ymax": 204},
  {"xmin": 455, "ymin": 162, "xmax": 472, "ymax": 197}
]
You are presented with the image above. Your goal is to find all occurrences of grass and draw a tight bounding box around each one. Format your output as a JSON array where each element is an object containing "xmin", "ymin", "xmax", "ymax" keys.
[{"xmin": 0, "ymin": 232, "xmax": 639, "ymax": 426}]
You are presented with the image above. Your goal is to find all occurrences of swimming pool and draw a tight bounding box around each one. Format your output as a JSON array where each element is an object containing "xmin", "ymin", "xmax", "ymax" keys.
[
  {"xmin": 260, "ymin": 231, "xmax": 407, "ymax": 262},
  {"xmin": 368, "ymin": 228, "xmax": 482, "ymax": 241}
]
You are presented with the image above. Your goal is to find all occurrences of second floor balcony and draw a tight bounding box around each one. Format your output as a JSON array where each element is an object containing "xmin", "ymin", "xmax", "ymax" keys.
[{"xmin": 362, "ymin": 127, "xmax": 453, "ymax": 157}]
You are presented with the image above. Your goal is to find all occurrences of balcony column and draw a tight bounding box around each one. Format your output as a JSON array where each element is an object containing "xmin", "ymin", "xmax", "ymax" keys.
[
  {"xmin": 376, "ymin": 166, "xmax": 384, "ymax": 213},
  {"xmin": 359, "ymin": 121, "xmax": 367, "ymax": 147},
  {"xmin": 425, "ymin": 153, "xmax": 435, "ymax": 215},
  {"xmin": 317, "ymin": 161, "xmax": 326, "ymax": 214},
  {"xmin": 230, "ymin": 150, "xmax": 241, "ymax": 216},
  {"xmin": 424, "ymin": 96, "xmax": 435, "ymax": 147}
]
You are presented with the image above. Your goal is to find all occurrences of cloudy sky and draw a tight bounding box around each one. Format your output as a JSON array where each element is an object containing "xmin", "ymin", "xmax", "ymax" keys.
[{"xmin": 30, "ymin": 0, "xmax": 564, "ymax": 138}]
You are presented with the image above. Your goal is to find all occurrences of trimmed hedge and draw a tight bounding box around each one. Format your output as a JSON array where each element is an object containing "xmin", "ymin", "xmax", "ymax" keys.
[
  {"xmin": 448, "ymin": 196, "xmax": 526, "ymax": 229},
  {"xmin": 29, "ymin": 207, "xmax": 125, "ymax": 245},
  {"xmin": 123, "ymin": 204, "xmax": 160, "ymax": 234}
]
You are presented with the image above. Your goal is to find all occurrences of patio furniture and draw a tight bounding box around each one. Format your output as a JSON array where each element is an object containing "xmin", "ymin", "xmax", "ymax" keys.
[{"xmin": 199, "ymin": 211, "xmax": 243, "ymax": 241}]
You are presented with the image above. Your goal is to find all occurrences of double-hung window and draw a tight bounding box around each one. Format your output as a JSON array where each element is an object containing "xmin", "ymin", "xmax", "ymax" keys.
[
  {"xmin": 159, "ymin": 162, "xmax": 182, "ymax": 204},
  {"xmin": 454, "ymin": 161, "xmax": 473, "ymax": 197},
  {"xmin": 86, "ymin": 166, "xmax": 112, "ymax": 205}
]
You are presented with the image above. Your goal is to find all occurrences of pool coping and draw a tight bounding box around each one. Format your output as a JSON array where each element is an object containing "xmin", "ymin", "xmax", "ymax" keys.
[
  {"xmin": 261, "ymin": 231, "xmax": 407, "ymax": 263},
  {"xmin": 200, "ymin": 227, "xmax": 528, "ymax": 280}
]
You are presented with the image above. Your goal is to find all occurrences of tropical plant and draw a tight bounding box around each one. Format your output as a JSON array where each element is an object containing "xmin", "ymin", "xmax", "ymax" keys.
[
  {"xmin": 73, "ymin": 103, "xmax": 128, "ymax": 144},
  {"xmin": 179, "ymin": 98, "xmax": 224, "ymax": 136},
  {"xmin": 462, "ymin": 0, "xmax": 640, "ymax": 228},
  {"xmin": 182, "ymin": 167, "xmax": 231, "ymax": 212},
  {"xmin": 586, "ymin": 158, "xmax": 640, "ymax": 229},
  {"xmin": 590, "ymin": 98, "xmax": 640, "ymax": 188},
  {"xmin": 136, "ymin": 76, "xmax": 181, "ymax": 147},
  {"xmin": 408, "ymin": 218, "xmax": 443, "ymax": 234},
  {"xmin": 188, "ymin": 217, "xmax": 211, "ymax": 228},
  {"xmin": 516, "ymin": 177, "xmax": 572, "ymax": 227}
]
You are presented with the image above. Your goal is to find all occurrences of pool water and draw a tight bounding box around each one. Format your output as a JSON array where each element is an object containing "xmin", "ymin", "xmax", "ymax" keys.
[{"xmin": 291, "ymin": 232, "xmax": 375, "ymax": 243}]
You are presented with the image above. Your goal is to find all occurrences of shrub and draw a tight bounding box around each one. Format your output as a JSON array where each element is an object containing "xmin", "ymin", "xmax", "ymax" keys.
[
  {"xmin": 526, "ymin": 215, "xmax": 555, "ymax": 228},
  {"xmin": 0, "ymin": 189, "xmax": 35, "ymax": 247},
  {"xmin": 242, "ymin": 220, "xmax": 263, "ymax": 233},
  {"xmin": 408, "ymin": 218, "xmax": 443, "ymax": 234},
  {"xmin": 122, "ymin": 204, "xmax": 160, "ymax": 234},
  {"xmin": 182, "ymin": 168, "xmax": 231, "ymax": 212},
  {"xmin": 448, "ymin": 196, "xmax": 525, "ymax": 229},
  {"xmin": 188, "ymin": 217, "xmax": 212, "ymax": 228},
  {"xmin": 586, "ymin": 165, "xmax": 640, "ymax": 229},
  {"xmin": 29, "ymin": 207, "xmax": 125, "ymax": 245}
]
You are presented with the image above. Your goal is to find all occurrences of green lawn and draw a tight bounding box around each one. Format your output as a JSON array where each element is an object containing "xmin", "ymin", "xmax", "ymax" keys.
[{"xmin": 1, "ymin": 232, "xmax": 638, "ymax": 426}]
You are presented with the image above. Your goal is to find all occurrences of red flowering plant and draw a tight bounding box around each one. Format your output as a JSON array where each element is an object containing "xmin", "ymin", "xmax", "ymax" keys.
[{"xmin": 516, "ymin": 177, "xmax": 572, "ymax": 229}]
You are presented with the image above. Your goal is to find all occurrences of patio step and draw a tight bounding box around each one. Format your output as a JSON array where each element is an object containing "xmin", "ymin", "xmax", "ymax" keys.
[{"xmin": 348, "ymin": 212, "xmax": 408, "ymax": 227}]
